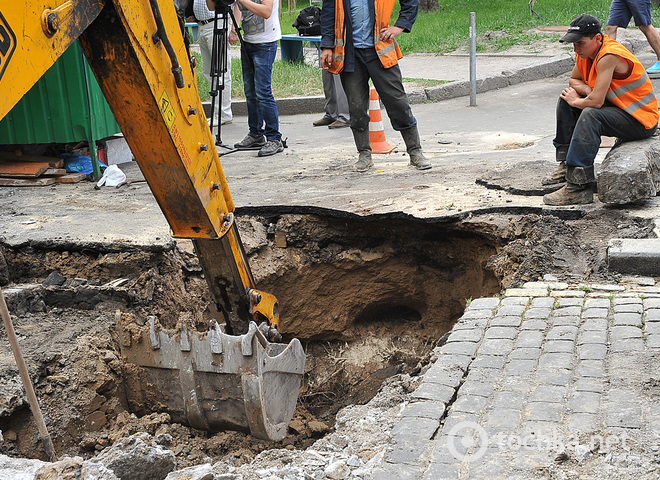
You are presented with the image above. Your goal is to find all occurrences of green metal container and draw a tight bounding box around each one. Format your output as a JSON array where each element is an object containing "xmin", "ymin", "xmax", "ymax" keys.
[{"xmin": 0, "ymin": 41, "xmax": 121, "ymax": 179}]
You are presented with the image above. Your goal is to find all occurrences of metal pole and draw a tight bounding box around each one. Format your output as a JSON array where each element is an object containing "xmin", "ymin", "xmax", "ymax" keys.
[
  {"xmin": 0, "ymin": 287, "xmax": 56, "ymax": 461},
  {"xmin": 469, "ymin": 12, "xmax": 477, "ymax": 106}
]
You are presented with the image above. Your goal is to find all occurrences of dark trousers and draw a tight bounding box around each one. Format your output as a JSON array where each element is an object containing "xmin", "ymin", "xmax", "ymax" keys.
[
  {"xmin": 553, "ymin": 97, "xmax": 656, "ymax": 169},
  {"xmin": 340, "ymin": 47, "xmax": 416, "ymax": 132}
]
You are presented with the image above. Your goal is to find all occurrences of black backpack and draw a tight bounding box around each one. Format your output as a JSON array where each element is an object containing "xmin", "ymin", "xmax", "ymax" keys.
[{"xmin": 293, "ymin": 6, "xmax": 321, "ymax": 36}]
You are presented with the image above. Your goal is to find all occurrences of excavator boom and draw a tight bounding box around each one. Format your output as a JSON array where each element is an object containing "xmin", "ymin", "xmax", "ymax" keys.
[{"xmin": 0, "ymin": 0, "xmax": 304, "ymax": 441}]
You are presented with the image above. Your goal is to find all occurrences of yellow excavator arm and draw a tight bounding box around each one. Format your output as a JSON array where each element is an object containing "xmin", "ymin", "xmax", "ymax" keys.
[{"xmin": 0, "ymin": 0, "xmax": 304, "ymax": 441}]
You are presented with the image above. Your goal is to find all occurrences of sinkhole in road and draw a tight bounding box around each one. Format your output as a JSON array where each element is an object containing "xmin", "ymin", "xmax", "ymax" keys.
[{"xmin": 0, "ymin": 210, "xmax": 504, "ymax": 465}]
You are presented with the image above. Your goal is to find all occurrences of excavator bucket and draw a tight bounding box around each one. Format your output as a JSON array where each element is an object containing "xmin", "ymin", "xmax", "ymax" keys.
[{"xmin": 114, "ymin": 315, "xmax": 305, "ymax": 441}]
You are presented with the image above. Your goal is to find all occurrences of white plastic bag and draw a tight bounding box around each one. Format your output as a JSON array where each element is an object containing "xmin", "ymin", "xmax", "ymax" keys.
[{"xmin": 96, "ymin": 165, "xmax": 127, "ymax": 187}]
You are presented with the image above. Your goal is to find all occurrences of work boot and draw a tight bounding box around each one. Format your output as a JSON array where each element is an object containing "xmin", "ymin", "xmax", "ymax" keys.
[
  {"xmin": 234, "ymin": 134, "xmax": 266, "ymax": 149},
  {"xmin": 543, "ymin": 182, "xmax": 593, "ymax": 206},
  {"xmin": 352, "ymin": 129, "xmax": 373, "ymax": 172},
  {"xmin": 401, "ymin": 127, "xmax": 431, "ymax": 170},
  {"xmin": 541, "ymin": 146, "xmax": 568, "ymax": 185}
]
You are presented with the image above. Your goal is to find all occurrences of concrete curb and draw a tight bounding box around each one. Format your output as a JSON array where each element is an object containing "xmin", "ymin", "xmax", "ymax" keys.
[{"xmin": 203, "ymin": 53, "xmax": 575, "ymax": 117}]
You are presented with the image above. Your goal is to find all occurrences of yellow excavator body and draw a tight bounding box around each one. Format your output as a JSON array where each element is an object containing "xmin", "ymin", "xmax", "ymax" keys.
[{"xmin": 0, "ymin": 0, "xmax": 304, "ymax": 441}]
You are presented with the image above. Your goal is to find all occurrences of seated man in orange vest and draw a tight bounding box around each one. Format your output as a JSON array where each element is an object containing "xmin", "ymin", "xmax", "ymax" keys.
[
  {"xmin": 543, "ymin": 14, "xmax": 658, "ymax": 205},
  {"xmin": 319, "ymin": 0, "xmax": 431, "ymax": 172}
]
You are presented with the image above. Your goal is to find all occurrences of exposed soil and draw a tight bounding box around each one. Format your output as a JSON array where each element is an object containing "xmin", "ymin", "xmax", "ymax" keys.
[{"xmin": 0, "ymin": 207, "xmax": 654, "ymax": 474}]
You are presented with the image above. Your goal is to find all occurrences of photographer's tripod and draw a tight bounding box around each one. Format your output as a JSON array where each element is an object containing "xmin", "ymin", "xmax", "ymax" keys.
[{"xmin": 208, "ymin": 5, "xmax": 242, "ymax": 155}]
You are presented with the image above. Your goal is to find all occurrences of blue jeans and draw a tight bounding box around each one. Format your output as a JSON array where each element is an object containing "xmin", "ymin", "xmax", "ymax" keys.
[
  {"xmin": 607, "ymin": 0, "xmax": 653, "ymax": 27},
  {"xmin": 553, "ymin": 97, "xmax": 657, "ymax": 169},
  {"xmin": 240, "ymin": 41, "xmax": 281, "ymax": 140}
]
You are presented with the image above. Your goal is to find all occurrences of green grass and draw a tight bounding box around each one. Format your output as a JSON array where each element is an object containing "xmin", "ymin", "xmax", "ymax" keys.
[{"xmin": 194, "ymin": 0, "xmax": 660, "ymax": 100}]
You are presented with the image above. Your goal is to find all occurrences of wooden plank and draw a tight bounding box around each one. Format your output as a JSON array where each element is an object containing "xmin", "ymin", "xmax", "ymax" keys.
[
  {"xmin": 0, "ymin": 152, "xmax": 64, "ymax": 168},
  {"xmin": 0, "ymin": 177, "xmax": 57, "ymax": 186},
  {"xmin": 55, "ymin": 173, "xmax": 87, "ymax": 184},
  {"xmin": 0, "ymin": 161, "xmax": 50, "ymax": 177},
  {"xmin": 42, "ymin": 168, "xmax": 67, "ymax": 177}
]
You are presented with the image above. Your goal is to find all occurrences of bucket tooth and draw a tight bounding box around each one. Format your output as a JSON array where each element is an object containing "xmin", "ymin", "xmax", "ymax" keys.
[
  {"xmin": 116, "ymin": 320, "xmax": 305, "ymax": 441},
  {"xmin": 180, "ymin": 323, "xmax": 191, "ymax": 352}
]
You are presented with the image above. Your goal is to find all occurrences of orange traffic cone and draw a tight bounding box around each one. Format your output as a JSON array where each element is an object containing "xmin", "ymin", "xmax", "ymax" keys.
[{"xmin": 368, "ymin": 88, "xmax": 395, "ymax": 154}]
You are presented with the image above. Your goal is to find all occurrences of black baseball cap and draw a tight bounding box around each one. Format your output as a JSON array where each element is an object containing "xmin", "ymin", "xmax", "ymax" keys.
[{"xmin": 559, "ymin": 14, "xmax": 602, "ymax": 43}]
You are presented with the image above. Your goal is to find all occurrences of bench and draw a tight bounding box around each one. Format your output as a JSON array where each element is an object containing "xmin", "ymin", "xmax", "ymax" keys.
[{"xmin": 279, "ymin": 34, "xmax": 322, "ymax": 66}]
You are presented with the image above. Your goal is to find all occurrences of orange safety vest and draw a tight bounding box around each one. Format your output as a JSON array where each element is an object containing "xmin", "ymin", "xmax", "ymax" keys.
[
  {"xmin": 328, "ymin": 0, "xmax": 403, "ymax": 74},
  {"xmin": 577, "ymin": 36, "xmax": 659, "ymax": 129}
]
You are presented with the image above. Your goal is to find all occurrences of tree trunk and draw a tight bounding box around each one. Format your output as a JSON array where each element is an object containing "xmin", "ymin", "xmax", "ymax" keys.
[{"xmin": 419, "ymin": 0, "xmax": 440, "ymax": 13}]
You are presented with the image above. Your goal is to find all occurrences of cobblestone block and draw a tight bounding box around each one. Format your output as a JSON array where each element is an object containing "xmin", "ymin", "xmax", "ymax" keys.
[
  {"xmin": 510, "ymin": 347, "xmax": 542, "ymax": 360},
  {"xmin": 578, "ymin": 330, "xmax": 608, "ymax": 345},
  {"xmin": 582, "ymin": 308, "xmax": 610, "ymax": 319},
  {"xmin": 452, "ymin": 394, "xmax": 489, "ymax": 414},
  {"xmin": 440, "ymin": 341, "xmax": 479, "ymax": 357},
  {"xmin": 566, "ymin": 412, "xmax": 598, "ymax": 432},
  {"xmin": 412, "ymin": 382, "xmax": 455, "ymax": 403},
  {"xmin": 645, "ymin": 308, "xmax": 660, "ymax": 322},
  {"xmin": 524, "ymin": 308, "xmax": 553, "ymax": 319},
  {"xmin": 553, "ymin": 306, "xmax": 582, "ymax": 317},
  {"xmin": 492, "ymin": 391, "xmax": 526, "ymax": 411},
  {"xmin": 590, "ymin": 284, "xmax": 625, "ymax": 292},
  {"xmin": 611, "ymin": 325, "xmax": 643, "ymax": 339},
  {"xmin": 612, "ymin": 312, "xmax": 643, "ymax": 326},
  {"xmin": 452, "ymin": 317, "xmax": 488, "ymax": 330},
  {"xmin": 569, "ymin": 391, "xmax": 601, "ymax": 414},
  {"xmin": 500, "ymin": 297, "xmax": 529, "ymax": 306},
  {"xmin": 611, "ymin": 338, "xmax": 645, "ymax": 352},
  {"xmin": 646, "ymin": 335, "xmax": 660, "ymax": 348},
  {"xmin": 547, "ymin": 326, "xmax": 578, "ymax": 342},
  {"xmin": 516, "ymin": 330, "xmax": 545, "ymax": 348},
  {"xmin": 401, "ymin": 401, "xmax": 447, "ymax": 420},
  {"xmin": 478, "ymin": 338, "xmax": 514, "ymax": 356},
  {"xmin": 613, "ymin": 304, "xmax": 643, "ymax": 314},
  {"xmin": 526, "ymin": 402, "xmax": 564, "ymax": 422},
  {"xmin": 460, "ymin": 378, "xmax": 497, "ymax": 398},
  {"xmin": 536, "ymin": 368, "xmax": 573, "ymax": 386},
  {"xmin": 643, "ymin": 298, "xmax": 660, "ymax": 309},
  {"xmin": 433, "ymin": 354, "xmax": 473, "ymax": 372},
  {"xmin": 530, "ymin": 385, "xmax": 568, "ymax": 403},
  {"xmin": 613, "ymin": 294, "xmax": 642, "ymax": 304},
  {"xmin": 373, "ymin": 462, "xmax": 421, "ymax": 480},
  {"xmin": 520, "ymin": 319, "xmax": 547, "ymax": 330},
  {"xmin": 496, "ymin": 304, "xmax": 527, "ymax": 317},
  {"xmin": 468, "ymin": 297, "xmax": 501, "ymax": 310},
  {"xmin": 577, "ymin": 360, "xmax": 605, "ymax": 378},
  {"xmin": 446, "ymin": 328, "xmax": 484, "ymax": 343},
  {"xmin": 584, "ymin": 298, "xmax": 611, "ymax": 308},
  {"xmin": 538, "ymin": 353, "xmax": 574, "ymax": 370},
  {"xmin": 524, "ymin": 281, "xmax": 569, "ymax": 291},
  {"xmin": 505, "ymin": 288, "xmax": 547, "ymax": 297},
  {"xmin": 484, "ymin": 327, "xmax": 518, "ymax": 340},
  {"xmin": 543, "ymin": 340, "xmax": 575, "ymax": 354},
  {"xmin": 390, "ymin": 417, "xmax": 441, "ymax": 465},
  {"xmin": 531, "ymin": 296, "xmax": 558, "ymax": 308},
  {"xmin": 442, "ymin": 413, "xmax": 481, "ymax": 437},
  {"xmin": 581, "ymin": 318, "xmax": 608, "ymax": 331},
  {"xmin": 466, "ymin": 451, "xmax": 514, "ymax": 480},
  {"xmin": 605, "ymin": 389, "xmax": 642, "ymax": 428},
  {"xmin": 504, "ymin": 359, "xmax": 538, "ymax": 376},
  {"xmin": 578, "ymin": 343, "xmax": 608, "ymax": 360},
  {"xmin": 550, "ymin": 315, "xmax": 581, "ymax": 327},
  {"xmin": 471, "ymin": 354, "xmax": 507, "ymax": 370},
  {"xmin": 459, "ymin": 310, "xmax": 493, "ymax": 321},
  {"xmin": 490, "ymin": 315, "xmax": 522, "ymax": 327},
  {"xmin": 424, "ymin": 364, "xmax": 465, "ymax": 387},
  {"xmin": 553, "ymin": 290, "xmax": 586, "ymax": 298},
  {"xmin": 485, "ymin": 408, "xmax": 522, "ymax": 429},
  {"xmin": 645, "ymin": 323, "xmax": 660, "ymax": 335},
  {"xmin": 421, "ymin": 460, "xmax": 460, "ymax": 480},
  {"xmin": 557, "ymin": 298, "xmax": 584, "ymax": 307},
  {"xmin": 574, "ymin": 378, "xmax": 604, "ymax": 393}
]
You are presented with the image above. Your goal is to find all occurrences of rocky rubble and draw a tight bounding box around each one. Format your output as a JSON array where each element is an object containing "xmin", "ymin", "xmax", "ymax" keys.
[{"xmin": 0, "ymin": 373, "xmax": 420, "ymax": 480}]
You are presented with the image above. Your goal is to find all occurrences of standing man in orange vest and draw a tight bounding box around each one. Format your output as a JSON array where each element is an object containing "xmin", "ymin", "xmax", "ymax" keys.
[
  {"xmin": 543, "ymin": 14, "xmax": 659, "ymax": 206},
  {"xmin": 319, "ymin": 0, "xmax": 432, "ymax": 172}
]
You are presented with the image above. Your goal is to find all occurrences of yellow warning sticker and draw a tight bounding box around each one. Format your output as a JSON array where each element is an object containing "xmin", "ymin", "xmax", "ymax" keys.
[
  {"xmin": 158, "ymin": 90, "xmax": 176, "ymax": 129},
  {"xmin": 0, "ymin": 11, "xmax": 17, "ymax": 81}
]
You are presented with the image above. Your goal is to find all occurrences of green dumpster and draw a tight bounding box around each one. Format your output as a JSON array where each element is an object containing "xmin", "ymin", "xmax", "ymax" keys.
[{"xmin": 0, "ymin": 41, "xmax": 121, "ymax": 179}]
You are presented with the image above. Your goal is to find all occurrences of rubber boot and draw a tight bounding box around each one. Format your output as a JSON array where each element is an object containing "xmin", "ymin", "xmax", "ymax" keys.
[
  {"xmin": 352, "ymin": 129, "xmax": 373, "ymax": 172},
  {"xmin": 541, "ymin": 146, "xmax": 568, "ymax": 186},
  {"xmin": 401, "ymin": 127, "xmax": 431, "ymax": 170}
]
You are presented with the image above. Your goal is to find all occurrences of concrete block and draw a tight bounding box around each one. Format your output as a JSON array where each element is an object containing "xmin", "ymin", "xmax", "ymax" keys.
[
  {"xmin": 598, "ymin": 135, "xmax": 660, "ymax": 204},
  {"xmin": 608, "ymin": 238, "xmax": 660, "ymax": 275}
]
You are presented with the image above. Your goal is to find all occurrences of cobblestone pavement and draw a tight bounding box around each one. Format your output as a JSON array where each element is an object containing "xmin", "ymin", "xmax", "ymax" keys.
[{"xmin": 373, "ymin": 281, "xmax": 660, "ymax": 480}]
